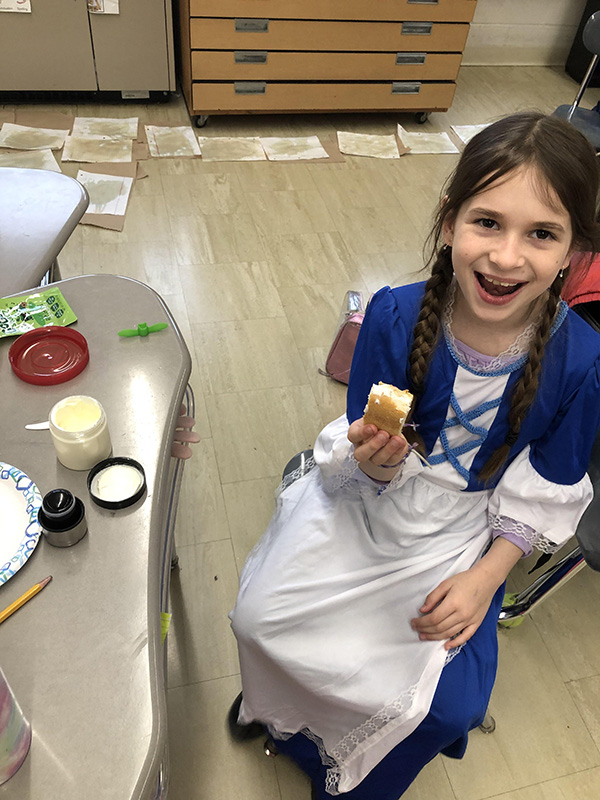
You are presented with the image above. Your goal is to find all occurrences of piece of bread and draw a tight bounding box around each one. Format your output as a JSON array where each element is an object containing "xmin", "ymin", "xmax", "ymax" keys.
[{"xmin": 363, "ymin": 382, "xmax": 413, "ymax": 437}]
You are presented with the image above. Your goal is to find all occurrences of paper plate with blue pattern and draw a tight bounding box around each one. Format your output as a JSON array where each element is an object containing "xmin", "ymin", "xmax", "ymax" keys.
[{"xmin": 0, "ymin": 463, "xmax": 43, "ymax": 585}]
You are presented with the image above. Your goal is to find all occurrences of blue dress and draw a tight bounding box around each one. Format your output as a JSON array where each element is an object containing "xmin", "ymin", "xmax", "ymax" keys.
[{"xmin": 231, "ymin": 283, "xmax": 600, "ymax": 797}]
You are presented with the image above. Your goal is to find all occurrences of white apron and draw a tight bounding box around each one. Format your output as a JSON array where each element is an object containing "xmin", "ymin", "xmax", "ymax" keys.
[{"xmin": 230, "ymin": 414, "xmax": 491, "ymax": 794}]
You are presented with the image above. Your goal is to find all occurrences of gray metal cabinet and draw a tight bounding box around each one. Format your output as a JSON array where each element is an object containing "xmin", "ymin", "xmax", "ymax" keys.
[{"xmin": 0, "ymin": 0, "xmax": 176, "ymax": 93}]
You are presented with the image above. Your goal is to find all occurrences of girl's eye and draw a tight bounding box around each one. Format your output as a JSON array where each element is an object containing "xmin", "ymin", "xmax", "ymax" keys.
[
  {"xmin": 532, "ymin": 229, "xmax": 555, "ymax": 241},
  {"xmin": 476, "ymin": 218, "xmax": 497, "ymax": 230}
]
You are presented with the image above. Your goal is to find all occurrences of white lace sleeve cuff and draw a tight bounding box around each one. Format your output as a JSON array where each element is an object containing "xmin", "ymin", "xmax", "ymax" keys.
[
  {"xmin": 313, "ymin": 415, "xmax": 362, "ymax": 493},
  {"xmin": 312, "ymin": 415, "xmax": 423, "ymax": 496},
  {"xmin": 489, "ymin": 515, "xmax": 538, "ymax": 557}
]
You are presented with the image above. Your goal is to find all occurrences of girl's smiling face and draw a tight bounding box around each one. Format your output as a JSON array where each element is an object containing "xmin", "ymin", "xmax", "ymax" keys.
[{"xmin": 443, "ymin": 166, "xmax": 574, "ymax": 334}]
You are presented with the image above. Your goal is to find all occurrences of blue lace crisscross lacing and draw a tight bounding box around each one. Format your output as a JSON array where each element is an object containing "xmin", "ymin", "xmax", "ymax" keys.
[{"xmin": 428, "ymin": 393, "xmax": 503, "ymax": 480}]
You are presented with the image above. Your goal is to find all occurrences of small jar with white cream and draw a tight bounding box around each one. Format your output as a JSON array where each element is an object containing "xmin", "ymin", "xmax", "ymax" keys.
[{"xmin": 49, "ymin": 395, "xmax": 112, "ymax": 471}]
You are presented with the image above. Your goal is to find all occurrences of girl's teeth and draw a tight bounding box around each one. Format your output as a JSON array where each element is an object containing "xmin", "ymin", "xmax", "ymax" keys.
[
  {"xmin": 477, "ymin": 272, "xmax": 522, "ymax": 297},
  {"xmin": 487, "ymin": 277, "xmax": 517, "ymax": 287}
]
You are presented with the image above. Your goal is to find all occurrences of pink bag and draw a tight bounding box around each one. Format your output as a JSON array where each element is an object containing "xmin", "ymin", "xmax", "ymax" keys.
[{"xmin": 320, "ymin": 291, "xmax": 365, "ymax": 384}]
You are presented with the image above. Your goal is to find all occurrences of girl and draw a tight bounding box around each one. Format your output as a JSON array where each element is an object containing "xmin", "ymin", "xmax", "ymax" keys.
[{"xmin": 229, "ymin": 112, "xmax": 600, "ymax": 799}]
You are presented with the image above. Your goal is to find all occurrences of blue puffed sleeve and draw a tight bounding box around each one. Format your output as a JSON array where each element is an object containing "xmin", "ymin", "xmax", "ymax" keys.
[
  {"xmin": 487, "ymin": 346, "xmax": 600, "ymax": 550},
  {"xmin": 346, "ymin": 283, "xmax": 425, "ymax": 423},
  {"xmin": 529, "ymin": 356, "xmax": 600, "ymax": 485}
]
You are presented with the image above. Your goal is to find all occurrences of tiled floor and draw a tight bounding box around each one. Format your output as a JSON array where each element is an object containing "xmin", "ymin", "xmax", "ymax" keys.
[{"xmin": 7, "ymin": 64, "xmax": 600, "ymax": 799}]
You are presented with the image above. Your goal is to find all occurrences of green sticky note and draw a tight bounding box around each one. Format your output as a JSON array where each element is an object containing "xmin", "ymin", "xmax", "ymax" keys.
[
  {"xmin": 161, "ymin": 612, "xmax": 172, "ymax": 644},
  {"xmin": 0, "ymin": 288, "xmax": 77, "ymax": 338}
]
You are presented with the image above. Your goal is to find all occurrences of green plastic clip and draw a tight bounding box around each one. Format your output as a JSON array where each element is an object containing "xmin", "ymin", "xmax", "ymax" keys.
[{"xmin": 118, "ymin": 322, "xmax": 168, "ymax": 338}]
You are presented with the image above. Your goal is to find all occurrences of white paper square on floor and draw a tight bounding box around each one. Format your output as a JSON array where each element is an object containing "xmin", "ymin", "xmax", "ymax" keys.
[
  {"xmin": 451, "ymin": 124, "xmax": 490, "ymax": 145},
  {"xmin": 260, "ymin": 136, "xmax": 329, "ymax": 161},
  {"xmin": 397, "ymin": 125, "xmax": 460, "ymax": 154},
  {"xmin": 0, "ymin": 148, "xmax": 61, "ymax": 172},
  {"xmin": 76, "ymin": 170, "xmax": 134, "ymax": 216},
  {"xmin": 145, "ymin": 126, "xmax": 201, "ymax": 158},
  {"xmin": 198, "ymin": 136, "xmax": 266, "ymax": 161},
  {"xmin": 0, "ymin": 122, "xmax": 69, "ymax": 151},
  {"xmin": 72, "ymin": 117, "xmax": 139, "ymax": 140},
  {"xmin": 337, "ymin": 131, "xmax": 401, "ymax": 159},
  {"xmin": 62, "ymin": 135, "xmax": 133, "ymax": 163}
]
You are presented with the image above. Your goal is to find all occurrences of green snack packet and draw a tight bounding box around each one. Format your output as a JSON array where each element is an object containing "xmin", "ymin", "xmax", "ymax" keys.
[{"xmin": 0, "ymin": 289, "xmax": 77, "ymax": 338}]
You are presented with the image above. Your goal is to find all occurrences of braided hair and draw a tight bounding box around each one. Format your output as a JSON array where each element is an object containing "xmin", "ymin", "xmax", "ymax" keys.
[
  {"xmin": 405, "ymin": 112, "xmax": 600, "ymax": 481},
  {"xmin": 478, "ymin": 273, "xmax": 564, "ymax": 481},
  {"xmin": 409, "ymin": 245, "xmax": 454, "ymax": 397}
]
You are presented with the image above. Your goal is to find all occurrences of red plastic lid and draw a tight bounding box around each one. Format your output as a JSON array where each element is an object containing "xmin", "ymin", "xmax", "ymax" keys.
[{"xmin": 8, "ymin": 326, "xmax": 89, "ymax": 385}]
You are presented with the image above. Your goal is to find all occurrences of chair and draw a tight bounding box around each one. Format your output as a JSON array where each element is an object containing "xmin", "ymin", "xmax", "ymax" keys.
[{"xmin": 553, "ymin": 11, "xmax": 600, "ymax": 149}]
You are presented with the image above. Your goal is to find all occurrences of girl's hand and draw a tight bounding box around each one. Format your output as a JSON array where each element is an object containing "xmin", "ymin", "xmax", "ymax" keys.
[
  {"xmin": 410, "ymin": 566, "xmax": 499, "ymax": 650},
  {"xmin": 348, "ymin": 418, "xmax": 409, "ymax": 468}
]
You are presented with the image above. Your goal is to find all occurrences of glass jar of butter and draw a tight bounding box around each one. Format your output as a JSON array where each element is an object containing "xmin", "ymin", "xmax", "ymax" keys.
[{"xmin": 49, "ymin": 395, "xmax": 112, "ymax": 470}]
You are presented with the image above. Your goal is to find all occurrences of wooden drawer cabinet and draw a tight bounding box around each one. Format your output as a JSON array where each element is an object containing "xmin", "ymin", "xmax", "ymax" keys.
[{"xmin": 177, "ymin": 0, "xmax": 477, "ymax": 124}]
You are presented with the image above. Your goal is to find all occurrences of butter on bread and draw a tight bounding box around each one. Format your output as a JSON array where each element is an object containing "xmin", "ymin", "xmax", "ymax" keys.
[{"xmin": 363, "ymin": 382, "xmax": 413, "ymax": 437}]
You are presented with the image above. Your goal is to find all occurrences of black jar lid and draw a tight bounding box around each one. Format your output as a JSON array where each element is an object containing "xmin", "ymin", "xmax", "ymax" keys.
[
  {"xmin": 87, "ymin": 457, "xmax": 146, "ymax": 510},
  {"xmin": 38, "ymin": 489, "xmax": 85, "ymax": 531}
]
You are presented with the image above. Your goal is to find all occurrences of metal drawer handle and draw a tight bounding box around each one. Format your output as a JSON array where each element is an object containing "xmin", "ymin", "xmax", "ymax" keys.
[
  {"xmin": 408, "ymin": 0, "xmax": 439, "ymax": 5},
  {"xmin": 402, "ymin": 21, "xmax": 433, "ymax": 35},
  {"xmin": 235, "ymin": 51, "xmax": 268, "ymax": 64},
  {"xmin": 235, "ymin": 18, "xmax": 269, "ymax": 33},
  {"xmin": 234, "ymin": 81, "xmax": 267, "ymax": 94},
  {"xmin": 396, "ymin": 52, "xmax": 426, "ymax": 65},
  {"xmin": 392, "ymin": 81, "xmax": 422, "ymax": 95}
]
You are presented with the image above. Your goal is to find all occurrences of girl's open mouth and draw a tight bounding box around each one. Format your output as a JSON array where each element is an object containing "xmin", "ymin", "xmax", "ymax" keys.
[{"xmin": 475, "ymin": 272, "xmax": 526, "ymax": 304}]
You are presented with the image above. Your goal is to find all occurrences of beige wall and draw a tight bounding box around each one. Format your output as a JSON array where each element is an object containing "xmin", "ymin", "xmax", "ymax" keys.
[{"xmin": 463, "ymin": 0, "xmax": 590, "ymax": 65}]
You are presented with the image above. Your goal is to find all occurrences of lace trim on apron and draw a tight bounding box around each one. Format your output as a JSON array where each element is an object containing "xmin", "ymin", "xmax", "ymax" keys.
[{"xmin": 268, "ymin": 679, "xmax": 421, "ymax": 795}]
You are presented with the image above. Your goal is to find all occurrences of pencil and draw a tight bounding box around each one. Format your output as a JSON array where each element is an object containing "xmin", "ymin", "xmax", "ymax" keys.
[{"xmin": 0, "ymin": 575, "xmax": 52, "ymax": 625}]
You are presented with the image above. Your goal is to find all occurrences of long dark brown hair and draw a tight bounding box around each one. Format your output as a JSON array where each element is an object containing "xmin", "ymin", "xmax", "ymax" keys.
[{"xmin": 407, "ymin": 112, "xmax": 600, "ymax": 482}]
